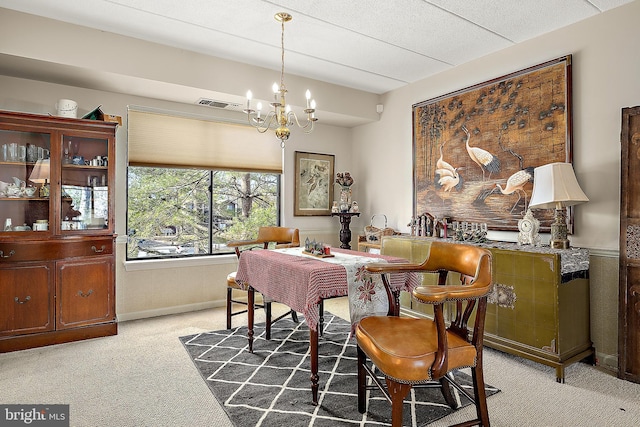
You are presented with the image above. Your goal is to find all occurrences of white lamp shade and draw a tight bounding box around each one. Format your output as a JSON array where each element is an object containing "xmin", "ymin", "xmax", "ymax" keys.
[
  {"xmin": 28, "ymin": 158, "xmax": 50, "ymax": 183},
  {"xmin": 529, "ymin": 162, "xmax": 589, "ymax": 210}
]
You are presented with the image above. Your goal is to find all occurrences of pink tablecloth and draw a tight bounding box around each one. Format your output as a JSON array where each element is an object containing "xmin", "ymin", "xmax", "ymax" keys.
[{"xmin": 234, "ymin": 247, "xmax": 418, "ymax": 331}]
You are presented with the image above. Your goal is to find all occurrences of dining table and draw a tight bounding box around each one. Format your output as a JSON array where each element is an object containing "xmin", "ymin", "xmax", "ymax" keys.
[{"xmin": 233, "ymin": 246, "xmax": 419, "ymax": 405}]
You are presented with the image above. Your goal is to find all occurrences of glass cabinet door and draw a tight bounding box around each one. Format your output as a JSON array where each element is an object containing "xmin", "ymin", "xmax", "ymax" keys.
[
  {"xmin": 0, "ymin": 129, "xmax": 51, "ymax": 234},
  {"xmin": 60, "ymin": 135, "xmax": 109, "ymax": 232}
]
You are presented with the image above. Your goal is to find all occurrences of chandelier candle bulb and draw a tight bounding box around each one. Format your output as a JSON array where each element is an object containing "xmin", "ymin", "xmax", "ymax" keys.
[
  {"xmin": 246, "ymin": 91, "xmax": 252, "ymax": 110},
  {"xmin": 306, "ymin": 90, "xmax": 311, "ymax": 108}
]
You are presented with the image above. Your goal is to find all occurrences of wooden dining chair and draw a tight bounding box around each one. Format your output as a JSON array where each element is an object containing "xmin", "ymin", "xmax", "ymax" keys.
[
  {"xmin": 226, "ymin": 226, "xmax": 300, "ymax": 339},
  {"xmin": 356, "ymin": 241, "xmax": 493, "ymax": 427}
]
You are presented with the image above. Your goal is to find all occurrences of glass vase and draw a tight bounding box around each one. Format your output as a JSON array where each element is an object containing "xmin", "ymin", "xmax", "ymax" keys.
[{"xmin": 339, "ymin": 186, "xmax": 351, "ymax": 212}]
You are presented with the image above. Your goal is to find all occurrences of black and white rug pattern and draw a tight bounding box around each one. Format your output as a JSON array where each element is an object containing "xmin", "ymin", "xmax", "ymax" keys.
[{"xmin": 180, "ymin": 313, "xmax": 498, "ymax": 427}]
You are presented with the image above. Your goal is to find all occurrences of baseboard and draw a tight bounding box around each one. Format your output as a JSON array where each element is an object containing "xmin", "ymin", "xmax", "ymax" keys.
[
  {"xmin": 117, "ymin": 300, "xmax": 225, "ymax": 322},
  {"xmin": 1, "ymin": 322, "xmax": 117, "ymax": 353},
  {"xmin": 589, "ymin": 248, "xmax": 619, "ymax": 258},
  {"xmin": 596, "ymin": 350, "xmax": 619, "ymax": 374}
]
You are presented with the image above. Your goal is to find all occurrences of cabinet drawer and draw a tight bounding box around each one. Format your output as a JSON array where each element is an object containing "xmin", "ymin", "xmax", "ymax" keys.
[
  {"xmin": 54, "ymin": 239, "xmax": 114, "ymax": 258},
  {"xmin": 0, "ymin": 238, "xmax": 113, "ymax": 262}
]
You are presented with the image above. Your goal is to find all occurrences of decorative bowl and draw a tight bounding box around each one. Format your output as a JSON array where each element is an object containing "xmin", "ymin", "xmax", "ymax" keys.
[
  {"xmin": 23, "ymin": 186, "xmax": 37, "ymax": 197},
  {"xmin": 5, "ymin": 185, "xmax": 21, "ymax": 197}
]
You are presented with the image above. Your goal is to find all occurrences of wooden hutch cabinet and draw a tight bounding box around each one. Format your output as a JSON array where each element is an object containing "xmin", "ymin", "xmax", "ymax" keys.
[{"xmin": 0, "ymin": 110, "xmax": 117, "ymax": 352}]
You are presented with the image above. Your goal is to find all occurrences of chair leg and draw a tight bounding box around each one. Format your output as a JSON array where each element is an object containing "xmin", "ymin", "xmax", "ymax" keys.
[
  {"xmin": 440, "ymin": 373, "xmax": 458, "ymax": 409},
  {"xmin": 226, "ymin": 287, "xmax": 233, "ymax": 329},
  {"xmin": 319, "ymin": 300, "xmax": 324, "ymax": 336},
  {"xmin": 471, "ymin": 364, "xmax": 490, "ymax": 426},
  {"xmin": 265, "ymin": 301, "xmax": 272, "ymax": 340},
  {"xmin": 386, "ymin": 378, "xmax": 412, "ymax": 427},
  {"xmin": 290, "ymin": 310, "xmax": 299, "ymax": 323},
  {"xmin": 357, "ymin": 346, "xmax": 367, "ymax": 413},
  {"xmin": 358, "ymin": 345, "xmax": 412, "ymax": 427}
]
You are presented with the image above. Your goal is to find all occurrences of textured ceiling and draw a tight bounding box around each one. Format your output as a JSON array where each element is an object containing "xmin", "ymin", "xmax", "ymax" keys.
[{"xmin": 0, "ymin": 0, "xmax": 633, "ymax": 95}]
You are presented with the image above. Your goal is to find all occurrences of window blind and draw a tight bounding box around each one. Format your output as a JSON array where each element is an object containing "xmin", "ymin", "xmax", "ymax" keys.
[{"xmin": 127, "ymin": 109, "xmax": 282, "ymax": 173}]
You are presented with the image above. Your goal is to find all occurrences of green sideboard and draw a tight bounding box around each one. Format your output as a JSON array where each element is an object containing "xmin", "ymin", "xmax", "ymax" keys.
[{"xmin": 380, "ymin": 235, "xmax": 594, "ymax": 382}]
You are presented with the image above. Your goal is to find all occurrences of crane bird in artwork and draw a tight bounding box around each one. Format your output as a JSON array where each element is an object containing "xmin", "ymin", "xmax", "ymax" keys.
[
  {"xmin": 462, "ymin": 124, "xmax": 501, "ymax": 180},
  {"xmin": 435, "ymin": 139, "xmax": 464, "ymax": 192},
  {"xmin": 438, "ymin": 167, "xmax": 464, "ymax": 192},
  {"xmin": 435, "ymin": 138, "xmax": 456, "ymax": 175},
  {"xmin": 435, "ymin": 139, "xmax": 457, "ymax": 179},
  {"xmin": 494, "ymin": 167, "xmax": 535, "ymax": 213}
]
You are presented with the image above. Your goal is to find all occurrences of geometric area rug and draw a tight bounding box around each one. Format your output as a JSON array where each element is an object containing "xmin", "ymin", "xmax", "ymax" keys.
[{"xmin": 180, "ymin": 312, "xmax": 499, "ymax": 427}]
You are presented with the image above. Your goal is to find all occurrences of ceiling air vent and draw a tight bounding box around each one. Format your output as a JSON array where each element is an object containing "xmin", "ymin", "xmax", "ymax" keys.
[{"xmin": 196, "ymin": 98, "xmax": 244, "ymax": 112}]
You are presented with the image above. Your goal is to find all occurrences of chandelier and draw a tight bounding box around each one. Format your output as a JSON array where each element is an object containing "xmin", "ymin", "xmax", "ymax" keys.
[{"xmin": 244, "ymin": 12, "xmax": 317, "ymax": 148}]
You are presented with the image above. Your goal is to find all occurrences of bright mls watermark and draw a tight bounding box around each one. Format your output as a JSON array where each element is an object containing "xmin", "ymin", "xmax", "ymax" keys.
[{"xmin": 0, "ymin": 405, "xmax": 69, "ymax": 426}]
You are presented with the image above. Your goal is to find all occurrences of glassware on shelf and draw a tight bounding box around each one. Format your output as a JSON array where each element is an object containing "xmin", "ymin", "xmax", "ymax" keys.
[
  {"xmin": 8, "ymin": 142, "xmax": 17, "ymax": 161},
  {"xmin": 26, "ymin": 144, "xmax": 39, "ymax": 162},
  {"xmin": 59, "ymin": 135, "xmax": 110, "ymax": 231},
  {"xmin": 63, "ymin": 140, "xmax": 72, "ymax": 164}
]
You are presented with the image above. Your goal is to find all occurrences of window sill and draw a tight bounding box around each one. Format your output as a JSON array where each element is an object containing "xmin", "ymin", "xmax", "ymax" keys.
[{"xmin": 123, "ymin": 254, "xmax": 236, "ymax": 271}]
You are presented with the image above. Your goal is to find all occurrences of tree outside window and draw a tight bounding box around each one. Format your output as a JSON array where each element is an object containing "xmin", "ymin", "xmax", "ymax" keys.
[{"xmin": 126, "ymin": 166, "xmax": 279, "ymax": 259}]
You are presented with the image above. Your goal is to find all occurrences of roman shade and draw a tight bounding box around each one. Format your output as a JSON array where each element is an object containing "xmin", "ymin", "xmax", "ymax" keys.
[{"xmin": 127, "ymin": 109, "xmax": 282, "ymax": 173}]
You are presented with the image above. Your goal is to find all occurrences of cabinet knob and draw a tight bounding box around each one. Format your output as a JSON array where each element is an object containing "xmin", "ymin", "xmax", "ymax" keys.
[
  {"xmin": 14, "ymin": 296, "xmax": 31, "ymax": 304},
  {"xmin": 0, "ymin": 250, "xmax": 16, "ymax": 258},
  {"xmin": 631, "ymin": 285, "xmax": 640, "ymax": 314},
  {"xmin": 91, "ymin": 245, "xmax": 106, "ymax": 253},
  {"xmin": 78, "ymin": 289, "xmax": 94, "ymax": 298}
]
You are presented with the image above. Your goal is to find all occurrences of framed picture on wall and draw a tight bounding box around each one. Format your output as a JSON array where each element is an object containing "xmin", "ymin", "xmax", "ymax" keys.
[
  {"xmin": 294, "ymin": 151, "xmax": 335, "ymax": 216},
  {"xmin": 412, "ymin": 55, "xmax": 573, "ymax": 232}
]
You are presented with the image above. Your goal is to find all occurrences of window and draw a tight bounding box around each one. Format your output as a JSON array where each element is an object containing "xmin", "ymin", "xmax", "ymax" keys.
[
  {"xmin": 125, "ymin": 107, "xmax": 283, "ymax": 260},
  {"xmin": 126, "ymin": 167, "xmax": 280, "ymax": 260}
]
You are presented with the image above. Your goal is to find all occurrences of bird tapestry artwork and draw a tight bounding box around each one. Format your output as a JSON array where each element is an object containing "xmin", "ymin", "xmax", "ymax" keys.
[
  {"xmin": 413, "ymin": 56, "xmax": 571, "ymax": 231},
  {"xmin": 294, "ymin": 151, "xmax": 335, "ymax": 216}
]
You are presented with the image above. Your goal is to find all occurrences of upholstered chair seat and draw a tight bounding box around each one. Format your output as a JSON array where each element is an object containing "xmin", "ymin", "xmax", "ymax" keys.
[{"xmin": 356, "ymin": 316, "xmax": 477, "ymax": 384}]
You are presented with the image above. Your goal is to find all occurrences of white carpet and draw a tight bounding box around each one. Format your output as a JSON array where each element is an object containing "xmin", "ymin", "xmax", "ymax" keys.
[{"xmin": 1, "ymin": 298, "xmax": 639, "ymax": 426}]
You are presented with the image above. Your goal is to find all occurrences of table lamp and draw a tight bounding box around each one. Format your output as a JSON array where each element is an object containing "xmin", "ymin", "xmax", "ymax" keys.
[
  {"xmin": 528, "ymin": 162, "xmax": 589, "ymax": 249},
  {"xmin": 29, "ymin": 158, "xmax": 50, "ymax": 197}
]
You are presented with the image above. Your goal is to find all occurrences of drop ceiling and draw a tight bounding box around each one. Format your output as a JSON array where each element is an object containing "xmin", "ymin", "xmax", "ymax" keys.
[{"xmin": 0, "ymin": 0, "xmax": 633, "ymax": 95}]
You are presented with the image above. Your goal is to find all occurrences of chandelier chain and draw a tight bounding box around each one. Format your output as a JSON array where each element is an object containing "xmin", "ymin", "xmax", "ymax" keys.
[{"xmin": 280, "ymin": 18, "xmax": 285, "ymax": 90}]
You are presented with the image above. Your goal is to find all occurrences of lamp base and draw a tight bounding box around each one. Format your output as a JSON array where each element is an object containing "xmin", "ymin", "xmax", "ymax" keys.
[
  {"xmin": 550, "ymin": 239, "xmax": 570, "ymax": 249},
  {"xmin": 550, "ymin": 208, "xmax": 570, "ymax": 249},
  {"xmin": 39, "ymin": 183, "xmax": 50, "ymax": 198}
]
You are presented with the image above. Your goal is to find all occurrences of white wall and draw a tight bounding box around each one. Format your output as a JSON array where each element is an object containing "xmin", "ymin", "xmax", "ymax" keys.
[
  {"xmin": 0, "ymin": 74, "xmax": 351, "ymax": 320},
  {"xmin": 353, "ymin": 1, "xmax": 640, "ymax": 251}
]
